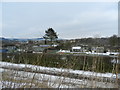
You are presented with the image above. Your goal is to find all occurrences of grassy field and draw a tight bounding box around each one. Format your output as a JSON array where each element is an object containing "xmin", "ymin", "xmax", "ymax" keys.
[{"xmin": 2, "ymin": 53, "xmax": 119, "ymax": 73}]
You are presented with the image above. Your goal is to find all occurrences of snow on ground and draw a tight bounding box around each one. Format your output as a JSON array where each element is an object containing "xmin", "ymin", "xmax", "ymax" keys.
[
  {"xmin": 0, "ymin": 61, "xmax": 119, "ymax": 79},
  {"xmin": 1, "ymin": 68, "xmax": 118, "ymax": 88},
  {"xmin": 57, "ymin": 50, "xmax": 119, "ymax": 57},
  {"xmin": 1, "ymin": 68, "xmax": 85, "ymax": 88}
]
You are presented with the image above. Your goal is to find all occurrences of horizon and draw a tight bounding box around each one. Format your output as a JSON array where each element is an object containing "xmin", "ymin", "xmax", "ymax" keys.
[{"xmin": 1, "ymin": 34, "xmax": 118, "ymax": 40}]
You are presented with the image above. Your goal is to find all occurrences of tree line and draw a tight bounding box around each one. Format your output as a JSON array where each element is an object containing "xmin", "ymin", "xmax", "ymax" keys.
[{"xmin": 43, "ymin": 28, "xmax": 120, "ymax": 51}]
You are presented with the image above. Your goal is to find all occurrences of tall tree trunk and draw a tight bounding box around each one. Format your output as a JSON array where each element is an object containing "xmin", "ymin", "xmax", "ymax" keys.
[{"xmin": 50, "ymin": 38, "xmax": 53, "ymax": 46}]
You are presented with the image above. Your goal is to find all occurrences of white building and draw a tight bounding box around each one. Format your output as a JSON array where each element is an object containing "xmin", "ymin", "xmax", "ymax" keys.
[{"xmin": 72, "ymin": 46, "xmax": 81, "ymax": 52}]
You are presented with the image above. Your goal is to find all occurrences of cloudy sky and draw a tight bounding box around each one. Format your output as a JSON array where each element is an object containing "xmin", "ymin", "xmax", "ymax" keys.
[{"xmin": 1, "ymin": 2, "xmax": 118, "ymax": 39}]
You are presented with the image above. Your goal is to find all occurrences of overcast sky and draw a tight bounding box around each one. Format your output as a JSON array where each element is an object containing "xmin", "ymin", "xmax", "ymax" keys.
[{"xmin": 1, "ymin": 2, "xmax": 118, "ymax": 39}]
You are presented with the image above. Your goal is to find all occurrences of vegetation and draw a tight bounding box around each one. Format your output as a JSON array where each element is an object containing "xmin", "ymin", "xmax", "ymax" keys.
[
  {"xmin": 53, "ymin": 35, "xmax": 120, "ymax": 51},
  {"xmin": 2, "ymin": 50, "xmax": 120, "ymax": 88},
  {"xmin": 1, "ymin": 34, "xmax": 120, "ymax": 88},
  {"xmin": 43, "ymin": 28, "xmax": 58, "ymax": 45},
  {"xmin": 2, "ymin": 53, "xmax": 119, "ymax": 73}
]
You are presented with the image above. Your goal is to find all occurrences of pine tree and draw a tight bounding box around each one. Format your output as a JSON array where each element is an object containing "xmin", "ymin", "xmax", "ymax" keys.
[{"xmin": 43, "ymin": 28, "xmax": 58, "ymax": 45}]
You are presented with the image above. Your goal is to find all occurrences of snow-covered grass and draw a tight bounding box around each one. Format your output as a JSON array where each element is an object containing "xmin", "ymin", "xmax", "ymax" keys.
[
  {"xmin": 1, "ymin": 61, "xmax": 120, "ymax": 88},
  {"xmin": 1, "ymin": 68, "xmax": 85, "ymax": 88},
  {"xmin": 1, "ymin": 61, "xmax": 119, "ymax": 79},
  {"xmin": 1, "ymin": 67, "xmax": 118, "ymax": 88}
]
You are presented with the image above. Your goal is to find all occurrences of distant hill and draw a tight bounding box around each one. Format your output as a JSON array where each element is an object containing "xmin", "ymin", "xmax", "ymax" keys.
[
  {"xmin": 0, "ymin": 37, "xmax": 44, "ymax": 42},
  {"xmin": 0, "ymin": 37, "xmax": 13, "ymax": 42}
]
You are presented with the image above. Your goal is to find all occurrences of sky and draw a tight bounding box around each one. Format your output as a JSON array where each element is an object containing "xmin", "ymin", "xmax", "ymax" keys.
[{"xmin": 1, "ymin": 2, "xmax": 118, "ymax": 39}]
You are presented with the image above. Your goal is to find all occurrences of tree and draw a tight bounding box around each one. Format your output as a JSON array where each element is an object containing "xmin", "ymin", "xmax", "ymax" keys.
[
  {"xmin": 109, "ymin": 35, "xmax": 118, "ymax": 46},
  {"xmin": 43, "ymin": 28, "xmax": 58, "ymax": 45}
]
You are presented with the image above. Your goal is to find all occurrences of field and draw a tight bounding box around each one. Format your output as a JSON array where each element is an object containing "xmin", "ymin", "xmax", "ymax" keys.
[{"xmin": 1, "ymin": 53, "xmax": 120, "ymax": 88}]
